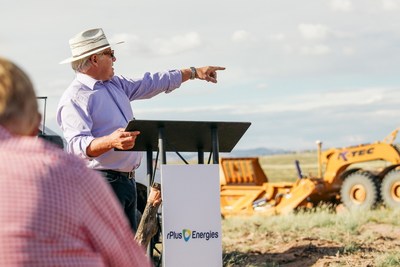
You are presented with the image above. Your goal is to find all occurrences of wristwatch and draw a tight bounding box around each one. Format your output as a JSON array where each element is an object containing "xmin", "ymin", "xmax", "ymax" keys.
[{"xmin": 190, "ymin": 67, "xmax": 197, "ymax": 80}]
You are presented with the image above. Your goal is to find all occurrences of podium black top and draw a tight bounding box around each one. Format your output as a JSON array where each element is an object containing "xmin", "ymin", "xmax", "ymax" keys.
[{"xmin": 124, "ymin": 119, "xmax": 251, "ymax": 152}]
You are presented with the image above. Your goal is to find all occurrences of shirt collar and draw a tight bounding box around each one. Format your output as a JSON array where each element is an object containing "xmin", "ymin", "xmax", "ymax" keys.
[{"xmin": 76, "ymin": 72, "xmax": 100, "ymax": 90}]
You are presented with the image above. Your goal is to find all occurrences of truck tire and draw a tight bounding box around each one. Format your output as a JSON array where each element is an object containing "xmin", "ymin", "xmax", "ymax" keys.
[
  {"xmin": 381, "ymin": 170, "xmax": 400, "ymax": 209},
  {"xmin": 340, "ymin": 171, "xmax": 380, "ymax": 210}
]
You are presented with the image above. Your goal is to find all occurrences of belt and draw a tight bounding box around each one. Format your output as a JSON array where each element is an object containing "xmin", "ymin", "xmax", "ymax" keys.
[{"xmin": 99, "ymin": 170, "xmax": 135, "ymax": 180}]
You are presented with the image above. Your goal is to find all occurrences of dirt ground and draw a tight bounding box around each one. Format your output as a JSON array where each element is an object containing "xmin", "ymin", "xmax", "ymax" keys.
[{"xmin": 223, "ymin": 223, "xmax": 400, "ymax": 267}]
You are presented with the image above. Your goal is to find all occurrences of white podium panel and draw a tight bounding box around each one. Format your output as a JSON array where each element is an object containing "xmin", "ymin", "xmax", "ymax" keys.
[{"xmin": 161, "ymin": 164, "xmax": 222, "ymax": 267}]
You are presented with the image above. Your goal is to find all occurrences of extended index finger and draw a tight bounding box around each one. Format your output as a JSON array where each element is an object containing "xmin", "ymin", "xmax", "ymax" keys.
[{"xmin": 211, "ymin": 66, "xmax": 226, "ymax": 71}]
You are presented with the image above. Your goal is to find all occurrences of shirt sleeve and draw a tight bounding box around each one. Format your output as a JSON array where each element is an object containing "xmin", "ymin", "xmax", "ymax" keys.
[
  {"xmin": 77, "ymin": 166, "xmax": 152, "ymax": 267},
  {"xmin": 58, "ymin": 97, "xmax": 95, "ymax": 159},
  {"xmin": 117, "ymin": 69, "xmax": 183, "ymax": 101}
]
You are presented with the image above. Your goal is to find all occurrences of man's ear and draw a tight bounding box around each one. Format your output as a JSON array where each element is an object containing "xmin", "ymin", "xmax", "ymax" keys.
[{"xmin": 91, "ymin": 55, "xmax": 98, "ymax": 64}]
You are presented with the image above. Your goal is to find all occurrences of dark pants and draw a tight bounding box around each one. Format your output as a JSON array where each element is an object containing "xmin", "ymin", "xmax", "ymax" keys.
[{"xmin": 100, "ymin": 172, "xmax": 138, "ymax": 232}]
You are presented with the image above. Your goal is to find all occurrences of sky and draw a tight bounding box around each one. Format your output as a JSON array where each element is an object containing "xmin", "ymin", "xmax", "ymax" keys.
[{"xmin": 2, "ymin": 0, "xmax": 400, "ymax": 152}]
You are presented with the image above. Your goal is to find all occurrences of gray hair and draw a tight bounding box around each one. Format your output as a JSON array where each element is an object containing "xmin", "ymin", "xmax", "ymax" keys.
[{"xmin": 71, "ymin": 56, "xmax": 93, "ymax": 72}]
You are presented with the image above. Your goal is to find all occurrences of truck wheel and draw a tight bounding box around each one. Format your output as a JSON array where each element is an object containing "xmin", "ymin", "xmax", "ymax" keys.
[
  {"xmin": 340, "ymin": 171, "xmax": 380, "ymax": 210},
  {"xmin": 381, "ymin": 170, "xmax": 400, "ymax": 209}
]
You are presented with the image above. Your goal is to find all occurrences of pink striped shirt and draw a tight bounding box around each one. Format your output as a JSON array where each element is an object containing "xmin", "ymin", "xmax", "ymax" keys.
[{"xmin": 0, "ymin": 126, "xmax": 152, "ymax": 267}]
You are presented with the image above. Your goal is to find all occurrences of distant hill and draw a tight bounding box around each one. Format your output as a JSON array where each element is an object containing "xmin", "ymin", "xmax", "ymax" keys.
[
  {"xmin": 225, "ymin": 147, "xmax": 292, "ymax": 158},
  {"xmin": 159, "ymin": 147, "xmax": 293, "ymax": 163}
]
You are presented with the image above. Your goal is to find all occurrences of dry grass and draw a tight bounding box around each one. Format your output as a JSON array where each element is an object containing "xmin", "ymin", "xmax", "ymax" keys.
[
  {"xmin": 259, "ymin": 151, "xmax": 318, "ymax": 182},
  {"xmin": 222, "ymin": 151, "xmax": 400, "ymax": 266},
  {"xmin": 222, "ymin": 205, "xmax": 400, "ymax": 266}
]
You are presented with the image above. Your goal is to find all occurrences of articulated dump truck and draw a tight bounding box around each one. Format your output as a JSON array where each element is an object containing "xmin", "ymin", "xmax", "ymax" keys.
[{"xmin": 220, "ymin": 128, "xmax": 400, "ymax": 217}]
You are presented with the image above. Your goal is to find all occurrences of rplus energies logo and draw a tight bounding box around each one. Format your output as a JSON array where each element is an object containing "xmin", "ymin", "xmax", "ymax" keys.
[
  {"xmin": 166, "ymin": 228, "xmax": 219, "ymax": 242},
  {"xmin": 182, "ymin": 229, "xmax": 192, "ymax": 242}
]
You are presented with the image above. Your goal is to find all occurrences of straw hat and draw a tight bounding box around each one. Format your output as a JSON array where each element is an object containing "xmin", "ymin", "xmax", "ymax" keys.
[{"xmin": 60, "ymin": 28, "xmax": 122, "ymax": 64}]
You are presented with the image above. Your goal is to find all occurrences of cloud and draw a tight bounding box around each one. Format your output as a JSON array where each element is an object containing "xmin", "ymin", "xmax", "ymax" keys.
[
  {"xmin": 110, "ymin": 33, "xmax": 139, "ymax": 45},
  {"xmin": 268, "ymin": 33, "xmax": 286, "ymax": 41},
  {"xmin": 135, "ymin": 87, "xmax": 396, "ymax": 116},
  {"xmin": 152, "ymin": 32, "xmax": 202, "ymax": 56},
  {"xmin": 134, "ymin": 104, "xmax": 234, "ymax": 115},
  {"xmin": 110, "ymin": 33, "xmax": 150, "ymax": 54},
  {"xmin": 330, "ymin": 0, "xmax": 353, "ymax": 12},
  {"xmin": 256, "ymin": 83, "xmax": 268, "ymax": 89},
  {"xmin": 342, "ymin": 46, "xmax": 355, "ymax": 55},
  {"xmin": 112, "ymin": 32, "xmax": 202, "ymax": 56},
  {"xmin": 382, "ymin": 0, "xmax": 399, "ymax": 10},
  {"xmin": 132, "ymin": 86, "xmax": 400, "ymax": 150},
  {"xmin": 300, "ymin": 44, "xmax": 331, "ymax": 56},
  {"xmin": 298, "ymin": 24, "xmax": 330, "ymax": 40},
  {"xmin": 231, "ymin": 30, "xmax": 251, "ymax": 42}
]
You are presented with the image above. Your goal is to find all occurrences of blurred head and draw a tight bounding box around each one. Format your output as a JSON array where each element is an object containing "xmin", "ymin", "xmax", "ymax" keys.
[{"xmin": 0, "ymin": 57, "xmax": 40, "ymax": 136}]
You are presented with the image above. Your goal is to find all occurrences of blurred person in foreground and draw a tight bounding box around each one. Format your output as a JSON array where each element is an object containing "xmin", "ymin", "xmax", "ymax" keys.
[
  {"xmin": 57, "ymin": 28, "xmax": 225, "ymax": 231},
  {"xmin": 0, "ymin": 57, "xmax": 151, "ymax": 267}
]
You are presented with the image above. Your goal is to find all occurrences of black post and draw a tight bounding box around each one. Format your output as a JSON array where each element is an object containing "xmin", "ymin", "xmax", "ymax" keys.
[
  {"xmin": 146, "ymin": 147, "xmax": 154, "ymax": 187},
  {"xmin": 158, "ymin": 126, "xmax": 167, "ymax": 164},
  {"xmin": 198, "ymin": 148, "xmax": 204, "ymax": 164},
  {"xmin": 145, "ymin": 147, "xmax": 154, "ymax": 258},
  {"xmin": 211, "ymin": 126, "xmax": 219, "ymax": 164}
]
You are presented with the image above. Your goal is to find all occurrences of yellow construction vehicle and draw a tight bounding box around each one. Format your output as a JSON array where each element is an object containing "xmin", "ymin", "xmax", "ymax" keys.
[{"xmin": 220, "ymin": 128, "xmax": 400, "ymax": 217}]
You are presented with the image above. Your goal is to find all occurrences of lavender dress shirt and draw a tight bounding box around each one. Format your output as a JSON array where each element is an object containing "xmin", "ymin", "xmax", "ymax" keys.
[{"xmin": 57, "ymin": 70, "xmax": 182, "ymax": 172}]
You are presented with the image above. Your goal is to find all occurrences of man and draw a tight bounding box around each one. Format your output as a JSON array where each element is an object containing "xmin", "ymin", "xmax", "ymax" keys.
[
  {"xmin": 0, "ymin": 57, "xmax": 151, "ymax": 267},
  {"xmin": 57, "ymin": 28, "xmax": 225, "ymax": 231}
]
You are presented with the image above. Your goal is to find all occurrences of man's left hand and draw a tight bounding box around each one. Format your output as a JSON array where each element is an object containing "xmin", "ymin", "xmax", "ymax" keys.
[{"xmin": 196, "ymin": 66, "xmax": 226, "ymax": 83}]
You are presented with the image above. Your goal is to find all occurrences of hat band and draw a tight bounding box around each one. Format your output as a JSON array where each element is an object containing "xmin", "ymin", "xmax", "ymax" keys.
[
  {"xmin": 71, "ymin": 44, "xmax": 110, "ymax": 58},
  {"xmin": 70, "ymin": 34, "xmax": 109, "ymax": 57}
]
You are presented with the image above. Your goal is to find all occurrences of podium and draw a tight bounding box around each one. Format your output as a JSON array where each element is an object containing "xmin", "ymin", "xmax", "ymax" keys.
[
  {"xmin": 124, "ymin": 119, "xmax": 251, "ymax": 185},
  {"xmin": 122, "ymin": 119, "xmax": 251, "ymax": 266}
]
